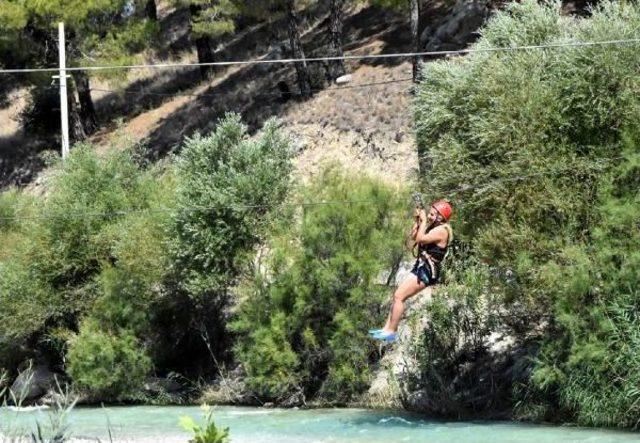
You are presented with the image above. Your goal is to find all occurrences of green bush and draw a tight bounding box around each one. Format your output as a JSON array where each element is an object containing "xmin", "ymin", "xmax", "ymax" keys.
[
  {"xmin": 529, "ymin": 134, "xmax": 640, "ymax": 427},
  {"xmin": 232, "ymin": 166, "xmax": 406, "ymax": 402},
  {"xmin": 163, "ymin": 114, "xmax": 293, "ymax": 375},
  {"xmin": 413, "ymin": 0, "xmax": 640, "ymax": 426},
  {"xmin": 0, "ymin": 143, "xmax": 173, "ymax": 379},
  {"xmin": 171, "ymin": 113, "xmax": 293, "ymax": 299},
  {"xmin": 67, "ymin": 320, "xmax": 151, "ymax": 400}
]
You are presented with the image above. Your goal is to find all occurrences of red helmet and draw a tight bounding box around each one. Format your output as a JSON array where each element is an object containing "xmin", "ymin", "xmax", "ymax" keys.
[{"xmin": 431, "ymin": 200, "xmax": 453, "ymax": 222}]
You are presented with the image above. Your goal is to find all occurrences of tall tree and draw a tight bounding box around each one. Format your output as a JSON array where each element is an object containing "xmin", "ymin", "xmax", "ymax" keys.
[
  {"xmin": 238, "ymin": 0, "xmax": 313, "ymax": 97},
  {"xmin": 145, "ymin": 0, "xmax": 158, "ymax": 20},
  {"xmin": 371, "ymin": 0, "xmax": 423, "ymax": 83},
  {"xmin": 174, "ymin": 0, "xmax": 239, "ymax": 79},
  {"xmin": 327, "ymin": 0, "xmax": 346, "ymax": 80},
  {"xmin": 0, "ymin": 0, "xmax": 158, "ymax": 140},
  {"xmin": 284, "ymin": 0, "xmax": 312, "ymax": 97},
  {"xmin": 410, "ymin": 0, "xmax": 420, "ymax": 82}
]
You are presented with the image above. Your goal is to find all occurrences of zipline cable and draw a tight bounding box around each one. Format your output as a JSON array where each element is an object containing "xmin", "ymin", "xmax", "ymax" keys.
[{"xmin": 1, "ymin": 38, "xmax": 639, "ymax": 74}]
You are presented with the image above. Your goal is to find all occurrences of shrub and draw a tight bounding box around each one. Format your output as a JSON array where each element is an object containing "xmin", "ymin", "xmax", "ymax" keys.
[
  {"xmin": 165, "ymin": 114, "xmax": 293, "ymax": 374},
  {"xmin": 66, "ymin": 320, "xmax": 151, "ymax": 400},
  {"xmin": 0, "ymin": 143, "xmax": 173, "ymax": 382},
  {"xmin": 413, "ymin": 0, "xmax": 640, "ymax": 426},
  {"xmin": 171, "ymin": 113, "xmax": 293, "ymax": 299},
  {"xmin": 232, "ymin": 166, "xmax": 407, "ymax": 402},
  {"xmin": 180, "ymin": 405, "xmax": 230, "ymax": 443}
]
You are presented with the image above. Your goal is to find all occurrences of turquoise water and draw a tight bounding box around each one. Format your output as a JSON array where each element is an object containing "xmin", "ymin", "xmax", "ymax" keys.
[{"xmin": 1, "ymin": 405, "xmax": 639, "ymax": 443}]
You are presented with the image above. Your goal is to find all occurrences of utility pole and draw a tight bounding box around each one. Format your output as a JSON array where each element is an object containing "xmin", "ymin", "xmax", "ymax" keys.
[{"xmin": 57, "ymin": 22, "xmax": 70, "ymax": 159}]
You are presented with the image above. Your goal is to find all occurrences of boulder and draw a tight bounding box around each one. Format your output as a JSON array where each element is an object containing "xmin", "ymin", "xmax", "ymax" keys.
[
  {"xmin": 421, "ymin": 0, "xmax": 492, "ymax": 52},
  {"xmin": 335, "ymin": 74, "xmax": 352, "ymax": 85},
  {"xmin": 279, "ymin": 388, "xmax": 306, "ymax": 408},
  {"xmin": 9, "ymin": 365, "xmax": 58, "ymax": 404},
  {"xmin": 143, "ymin": 376, "xmax": 183, "ymax": 395}
]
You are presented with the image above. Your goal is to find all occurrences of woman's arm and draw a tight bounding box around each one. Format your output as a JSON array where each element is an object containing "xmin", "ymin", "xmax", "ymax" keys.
[{"xmin": 414, "ymin": 211, "xmax": 448, "ymax": 246}]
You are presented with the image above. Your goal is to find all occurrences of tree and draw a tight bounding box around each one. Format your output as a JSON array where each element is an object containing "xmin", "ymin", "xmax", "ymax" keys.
[
  {"xmin": 145, "ymin": 0, "xmax": 158, "ymax": 20},
  {"xmin": 173, "ymin": 0, "xmax": 239, "ymax": 79},
  {"xmin": 0, "ymin": 1, "xmax": 158, "ymax": 141},
  {"xmin": 283, "ymin": 0, "xmax": 312, "ymax": 97},
  {"xmin": 238, "ymin": 0, "xmax": 313, "ymax": 97},
  {"xmin": 371, "ymin": 0, "xmax": 422, "ymax": 82},
  {"xmin": 327, "ymin": 0, "xmax": 347, "ymax": 80},
  {"xmin": 410, "ymin": 0, "xmax": 420, "ymax": 82}
]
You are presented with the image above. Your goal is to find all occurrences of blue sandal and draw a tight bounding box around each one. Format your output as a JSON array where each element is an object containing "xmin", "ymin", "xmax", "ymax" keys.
[{"xmin": 372, "ymin": 331, "xmax": 397, "ymax": 343}]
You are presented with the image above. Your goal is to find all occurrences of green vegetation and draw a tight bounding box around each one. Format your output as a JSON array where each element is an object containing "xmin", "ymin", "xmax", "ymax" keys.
[
  {"xmin": 232, "ymin": 167, "xmax": 406, "ymax": 403},
  {"xmin": 2, "ymin": 0, "xmax": 640, "ymax": 432},
  {"xmin": 412, "ymin": 0, "xmax": 640, "ymax": 427},
  {"xmin": 0, "ymin": 114, "xmax": 293, "ymax": 401},
  {"xmin": 180, "ymin": 405, "xmax": 230, "ymax": 443}
]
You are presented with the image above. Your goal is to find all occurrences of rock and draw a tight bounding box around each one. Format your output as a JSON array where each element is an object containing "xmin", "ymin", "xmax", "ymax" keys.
[
  {"xmin": 377, "ymin": 260, "xmax": 414, "ymax": 287},
  {"xmin": 279, "ymin": 388, "xmax": 306, "ymax": 408},
  {"xmin": 143, "ymin": 376, "xmax": 183, "ymax": 395},
  {"xmin": 421, "ymin": 0, "xmax": 492, "ymax": 52},
  {"xmin": 335, "ymin": 74, "xmax": 352, "ymax": 84},
  {"xmin": 9, "ymin": 365, "xmax": 58, "ymax": 404},
  {"xmin": 290, "ymin": 134, "xmax": 308, "ymax": 154},
  {"xmin": 365, "ymin": 286, "xmax": 434, "ymax": 408},
  {"xmin": 40, "ymin": 387, "xmax": 73, "ymax": 407}
]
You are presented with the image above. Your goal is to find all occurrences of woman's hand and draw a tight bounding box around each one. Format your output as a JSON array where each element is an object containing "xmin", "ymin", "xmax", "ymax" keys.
[{"xmin": 418, "ymin": 208, "xmax": 427, "ymax": 223}]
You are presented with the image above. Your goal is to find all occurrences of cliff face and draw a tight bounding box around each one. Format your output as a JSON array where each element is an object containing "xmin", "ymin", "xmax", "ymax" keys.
[{"xmin": 362, "ymin": 259, "xmax": 541, "ymax": 420}]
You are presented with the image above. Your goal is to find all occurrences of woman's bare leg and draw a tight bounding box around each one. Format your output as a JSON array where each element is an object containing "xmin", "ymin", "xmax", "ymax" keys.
[{"xmin": 382, "ymin": 275, "xmax": 426, "ymax": 333}]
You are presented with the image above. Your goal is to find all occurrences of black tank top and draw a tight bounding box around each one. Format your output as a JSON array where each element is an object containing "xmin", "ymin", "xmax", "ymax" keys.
[{"xmin": 418, "ymin": 224, "xmax": 452, "ymax": 264}]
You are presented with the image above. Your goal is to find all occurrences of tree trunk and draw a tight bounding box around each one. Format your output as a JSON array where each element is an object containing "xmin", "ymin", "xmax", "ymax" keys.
[
  {"xmin": 410, "ymin": 0, "xmax": 421, "ymax": 83},
  {"xmin": 189, "ymin": 4, "xmax": 215, "ymax": 79},
  {"xmin": 72, "ymin": 71, "xmax": 98, "ymax": 135},
  {"xmin": 67, "ymin": 82, "xmax": 86, "ymax": 143},
  {"xmin": 328, "ymin": 0, "xmax": 346, "ymax": 80},
  {"xmin": 145, "ymin": 0, "xmax": 157, "ymax": 21},
  {"xmin": 285, "ymin": 0, "xmax": 312, "ymax": 98}
]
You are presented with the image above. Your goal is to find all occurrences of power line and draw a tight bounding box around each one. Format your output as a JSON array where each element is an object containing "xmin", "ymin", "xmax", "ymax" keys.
[
  {"xmin": 0, "ymin": 159, "xmax": 619, "ymax": 222},
  {"xmin": 1, "ymin": 38, "xmax": 639, "ymax": 74}
]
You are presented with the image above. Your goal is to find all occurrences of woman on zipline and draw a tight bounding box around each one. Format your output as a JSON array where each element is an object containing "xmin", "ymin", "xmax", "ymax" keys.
[{"xmin": 370, "ymin": 200, "xmax": 453, "ymax": 343}]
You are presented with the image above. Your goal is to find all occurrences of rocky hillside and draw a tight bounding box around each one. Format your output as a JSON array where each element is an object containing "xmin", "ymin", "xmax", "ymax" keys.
[{"xmin": 1, "ymin": 0, "xmax": 498, "ymax": 191}]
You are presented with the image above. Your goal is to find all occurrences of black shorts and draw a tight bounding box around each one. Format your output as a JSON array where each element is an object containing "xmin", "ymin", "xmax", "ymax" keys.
[{"xmin": 411, "ymin": 259, "xmax": 438, "ymax": 286}]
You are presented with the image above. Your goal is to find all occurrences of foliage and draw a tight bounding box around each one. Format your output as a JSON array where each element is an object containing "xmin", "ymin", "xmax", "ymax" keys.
[
  {"xmin": 179, "ymin": 404, "xmax": 230, "ymax": 443},
  {"xmin": 232, "ymin": 166, "xmax": 406, "ymax": 402},
  {"xmin": 0, "ymin": 145, "xmax": 169, "ymax": 332},
  {"xmin": 67, "ymin": 320, "xmax": 151, "ymax": 400},
  {"xmin": 171, "ymin": 113, "xmax": 292, "ymax": 300},
  {"xmin": 0, "ymin": 144, "xmax": 173, "ymax": 394},
  {"xmin": 413, "ymin": 0, "xmax": 640, "ymax": 427},
  {"xmin": 29, "ymin": 380, "xmax": 78, "ymax": 443}
]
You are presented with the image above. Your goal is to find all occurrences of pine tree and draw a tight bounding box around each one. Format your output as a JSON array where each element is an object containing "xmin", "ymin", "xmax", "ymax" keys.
[
  {"xmin": 173, "ymin": 0, "xmax": 239, "ymax": 79},
  {"xmin": 238, "ymin": 0, "xmax": 313, "ymax": 97},
  {"xmin": 371, "ymin": 0, "xmax": 422, "ymax": 82},
  {"xmin": 0, "ymin": 0, "xmax": 158, "ymax": 140},
  {"xmin": 328, "ymin": 0, "xmax": 347, "ymax": 80}
]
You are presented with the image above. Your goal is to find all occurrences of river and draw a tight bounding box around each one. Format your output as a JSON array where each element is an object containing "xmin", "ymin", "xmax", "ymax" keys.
[{"xmin": 1, "ymin": 405, "xmax": 638, "ymax": 442}]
